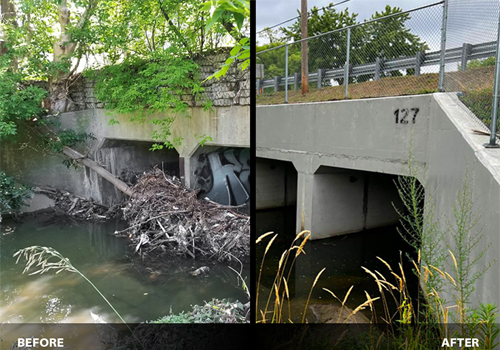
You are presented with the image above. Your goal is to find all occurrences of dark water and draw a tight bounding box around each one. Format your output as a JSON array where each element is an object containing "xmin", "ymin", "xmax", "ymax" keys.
[
  {"xmin": 256, "ymin": 207, "xmax": 418, "ymax": 322},
  {"xmin": 0, "ymin": 215, "xmax": 248, "ymax": 323}
]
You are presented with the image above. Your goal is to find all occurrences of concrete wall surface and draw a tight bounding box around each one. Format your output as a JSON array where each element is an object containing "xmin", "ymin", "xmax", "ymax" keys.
[
  {"xmin": 1, "ymin": 105, "xmax": 249, "ymax": 206},
  {"xmin": 256, "ymin": 92, "xmax": 500, "ymax": 309}
]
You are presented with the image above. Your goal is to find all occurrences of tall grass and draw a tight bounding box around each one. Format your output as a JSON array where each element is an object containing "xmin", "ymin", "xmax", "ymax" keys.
[
  {"xmin": 256, "ymin": 165, "xmax": 499, "ymax": 348},
  {"xmin": 14, "ymin": 246, "xmax": 145, "ymax": 349}
]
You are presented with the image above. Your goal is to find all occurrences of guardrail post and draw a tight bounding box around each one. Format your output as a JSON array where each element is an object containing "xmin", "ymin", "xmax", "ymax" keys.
[
  {"xmin": 375, "ymin": 57, "xmax": 384, "ymax": 81},
  {"xmin": 486, "ymin": 9, "xmax": 500, "ymax": 147},
  {"xmin": 344, "ymin": 27, "xmax": 351, "ymax": 99},
  {"xmin": 438, "ymin": 0, "xmax": 449, "ymax": 91},
  {"xmin": 317, "ymin": 69, "xmax": 323, "ymax": 89},
  {"xmin": 294, "ymin": 73, "xmax": 299, "ymax": 91},
  {"xmin": 415, "ymin": 51, "xmax": 423, "ymax": 77},
  {"xmin": 461, "ymin": 43, "xmax": 472, "ymax": 71},
  {"xmin": 274, "ymin": 76, "xmax": 280, "ymax": 93},
  {"xmin": 285, "ymin": 44, "xmax": 289, "ymax": 104}
]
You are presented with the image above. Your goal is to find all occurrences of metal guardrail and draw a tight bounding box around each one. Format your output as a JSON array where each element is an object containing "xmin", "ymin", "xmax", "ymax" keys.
[
  {"xmin": 256, "ymin": 0, "xmax": 500, "ymax": 147},
  {"xmin": 257, "ymin": 40, "xmax": 497, "ymax": 92}
]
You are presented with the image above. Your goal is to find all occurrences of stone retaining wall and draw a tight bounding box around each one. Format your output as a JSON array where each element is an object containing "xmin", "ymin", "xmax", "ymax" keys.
[{"xmin": 67, "ymin": 52, "xmax": 250, "ymax": 111}]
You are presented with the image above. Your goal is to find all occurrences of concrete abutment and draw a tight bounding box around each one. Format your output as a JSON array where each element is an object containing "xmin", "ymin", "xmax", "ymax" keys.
[{"xmin": 257, "ymin": 93, "xmax": 500, "ymax": 309}]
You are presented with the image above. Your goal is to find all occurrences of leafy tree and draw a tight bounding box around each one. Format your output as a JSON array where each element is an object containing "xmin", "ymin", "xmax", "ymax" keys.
[
  {"xmin": 357, "ymin": 6, "xmax": 428, "ymax": 80},
  {"xmin": 0, "ymin": 0, "xmax": 250, "ymax": 202},
  {"xmin": 258, "ymin": 4, "xmax": 428, "ymax": 85},
  {"xmin": 203, "ymin": 0, "xmax": 250, "ymax": 80},
  {"xmin": 281, "ymin": 5, "xmax": 358, "ymax": 84}
]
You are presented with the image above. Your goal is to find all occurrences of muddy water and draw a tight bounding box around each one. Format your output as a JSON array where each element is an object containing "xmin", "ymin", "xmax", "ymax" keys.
[
  {"xmin": 1, "ymin": 215, "xmax": 248, "ymax": 323},
  {"xmin": 256, "ymin": 207, "xmax": 418, "ymax": 323}
]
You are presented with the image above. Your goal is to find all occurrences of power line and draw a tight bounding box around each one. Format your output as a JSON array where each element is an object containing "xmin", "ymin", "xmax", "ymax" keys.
[{"xmin": 257, "ymin": 0, "xmax": 353, "ymax": 35}]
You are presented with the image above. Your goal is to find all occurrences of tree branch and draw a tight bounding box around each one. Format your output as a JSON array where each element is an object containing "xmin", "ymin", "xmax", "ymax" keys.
[{"xmin": 157, "ymin": 0, "xmax": 192, "ymax": 56}]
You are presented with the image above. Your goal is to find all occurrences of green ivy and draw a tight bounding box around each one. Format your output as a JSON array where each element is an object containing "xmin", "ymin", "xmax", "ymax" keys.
[{"xmin": 86, "ymin": 49, "xmax": 205, "ymax": 149}]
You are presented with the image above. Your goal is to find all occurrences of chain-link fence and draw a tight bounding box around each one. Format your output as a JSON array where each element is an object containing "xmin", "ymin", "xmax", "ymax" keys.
[
  {"xmin": 256, "ymin": 2, "xmax": 444, "ymax": 104},
  {"xmin": 443, "ymin": 0, "xmax": 500, "ymax": 140},
  {"xmin": 256, "ymin": 0, "xmax": 500, "ymax": 145}
]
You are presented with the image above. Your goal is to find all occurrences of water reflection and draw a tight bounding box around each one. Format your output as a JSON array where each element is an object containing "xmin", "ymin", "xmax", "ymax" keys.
[
  {"xmin": 256, "ymin": 207, "xmax": 417, "ymax": 322},
  {"xmin": 1, "ymin": 214, "xmax": 249, "ymax": 323}
]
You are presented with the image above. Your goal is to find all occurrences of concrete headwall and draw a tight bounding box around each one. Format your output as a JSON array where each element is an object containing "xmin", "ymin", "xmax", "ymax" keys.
[
  {"xmin": 257, "ymin": 95, "xmax": 429, "ymax": 238},
  {"xmin": 1, "ymin": 104, "xmax": 250, "ymax": 207},
  {"xmin": 256, "ymin": 92, "xmax": 500, "ymax": 309}
]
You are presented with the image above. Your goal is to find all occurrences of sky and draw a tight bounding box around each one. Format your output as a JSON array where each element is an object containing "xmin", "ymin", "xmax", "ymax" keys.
[{"xmin": 256, "ymin": 0, "xmax": 443, "ymax": 47}]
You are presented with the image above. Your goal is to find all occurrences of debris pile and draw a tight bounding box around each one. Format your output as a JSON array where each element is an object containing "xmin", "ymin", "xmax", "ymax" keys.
[
  {"xmin": 43, "ymin": 188, "xmax": 120, "ymax": 220},
  {"xmin": 117, "ymin": 167, "xmax": 249, "ymax": 261}
]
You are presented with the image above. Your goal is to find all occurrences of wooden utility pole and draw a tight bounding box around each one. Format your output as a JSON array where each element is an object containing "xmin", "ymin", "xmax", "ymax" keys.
[{"xmin": 301, "ymin": 0, "xmax": 309, "ymax": 94}]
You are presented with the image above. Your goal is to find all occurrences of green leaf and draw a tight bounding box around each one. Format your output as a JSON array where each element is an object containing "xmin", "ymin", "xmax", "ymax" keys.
[
  {"xmin": 239, "ymin": 59, "xmax": 250, "ymax": 71},
  {"xmin": 234, "ymin": 13, "xmax": 245, "ymax": 30},
  {"xmin": 238, "ymin": 51, "xmax": 250, "ymax": 60},
  {"xmin": 230, "ymin": 45, "xmax": 242, "ymax": 56},
  {"xmin": 205, "ymin": 8, "xmax": 224, "ymax": 32},
  {"xmin": 201, "ymin": 1, "xmax": 212, "ymax": 11}
]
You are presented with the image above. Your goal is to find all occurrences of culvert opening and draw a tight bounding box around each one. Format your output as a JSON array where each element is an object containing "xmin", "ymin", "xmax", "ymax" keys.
[
  {"xmin": 256, "ymin": 164, "xmax": 424, "ymax": 323},
  {"xmin": 96, "ymin": 139, "xmax": 180, "ymax": 206}
]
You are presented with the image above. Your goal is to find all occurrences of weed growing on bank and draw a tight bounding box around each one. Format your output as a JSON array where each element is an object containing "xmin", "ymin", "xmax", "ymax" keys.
[
  {"xmin": 14, "ymin": 246, "xmax": 145, "ymax": 349},
  {"xmin": 150, "ymin": 299, "xmax": 248, "ymax": 323},
  {"xmin": 256, "ymin": 162, "xmax": 499, "ymax": 348}
]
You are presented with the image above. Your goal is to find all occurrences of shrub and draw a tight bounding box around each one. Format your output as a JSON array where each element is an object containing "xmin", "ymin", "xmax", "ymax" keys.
[{"xmin": 0, "ymin": 172, "xmax": 33, "ymax": 215}]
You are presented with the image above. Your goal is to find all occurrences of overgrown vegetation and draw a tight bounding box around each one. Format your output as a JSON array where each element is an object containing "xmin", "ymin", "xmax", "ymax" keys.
[
  {"xmin": 459, "ymin": 88, "xmax": 494, "ymax": 127},
  {"xmin": 151, "ymin": 299, "xmax": 248, "ymax": 323},
  {"xmin": 85, "ymin": 50, "xmax": 206, "ymax": 150},
  {"xmin": 0, "ymin": 0, "xmax": 249, "ymax": 214}
]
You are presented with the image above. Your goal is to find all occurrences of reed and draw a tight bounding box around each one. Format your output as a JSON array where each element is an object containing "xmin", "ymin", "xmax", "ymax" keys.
[{"xmin": 14, "ymin": 246, "xmax": 144, "ymax": 349}]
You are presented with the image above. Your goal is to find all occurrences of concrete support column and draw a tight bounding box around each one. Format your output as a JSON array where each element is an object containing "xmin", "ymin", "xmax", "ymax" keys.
[
  {"xmin": 296, "ymin": 171, "xmax": 315, "ymax": 234},
  {"xmin": 177, "ymin": 143, "xmax": 200, "ymax": 189}
]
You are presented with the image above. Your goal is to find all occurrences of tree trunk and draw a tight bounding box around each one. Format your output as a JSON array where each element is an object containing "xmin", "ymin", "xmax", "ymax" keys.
[
  {"xmin": 1, "ymin": 0, "xmax": 18, "ymax": 69},
  {"xmin": 62, "ymin": 146, "xmax": 137, "ymax": 198}
]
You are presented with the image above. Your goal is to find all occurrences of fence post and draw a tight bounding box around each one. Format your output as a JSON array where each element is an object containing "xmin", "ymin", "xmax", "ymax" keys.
[
  {"xmin": 486, "ymin": 10, "xmax": 500, "ymax": 147},
  {"xmin": 438, "ymin": 0, "xmax": 449, "ymax": 91},
  {"xmin": 294, "ymin": 73, "xmax": 299, "ymax": 91},
  {"xmin": 344, "ymin": 27, "xmax": 351, "ymax": 99},
  {"xmin": 415, "ymin": 51, "xmax": 423, "ymax": 77},
  {"xmin": 256, "ymin": 79, "xmax": 260, "ymax": 95},
  {"xmin": 317, "ymin": 69, "xmax": 323, "ymax": 89},
  {"xmin": 461, "ymin": 43, "xmax": 472, "ymax": 71},
  {"xmin": 285, "ymin": 44, "xmax": 289, "ymax": 104}
]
